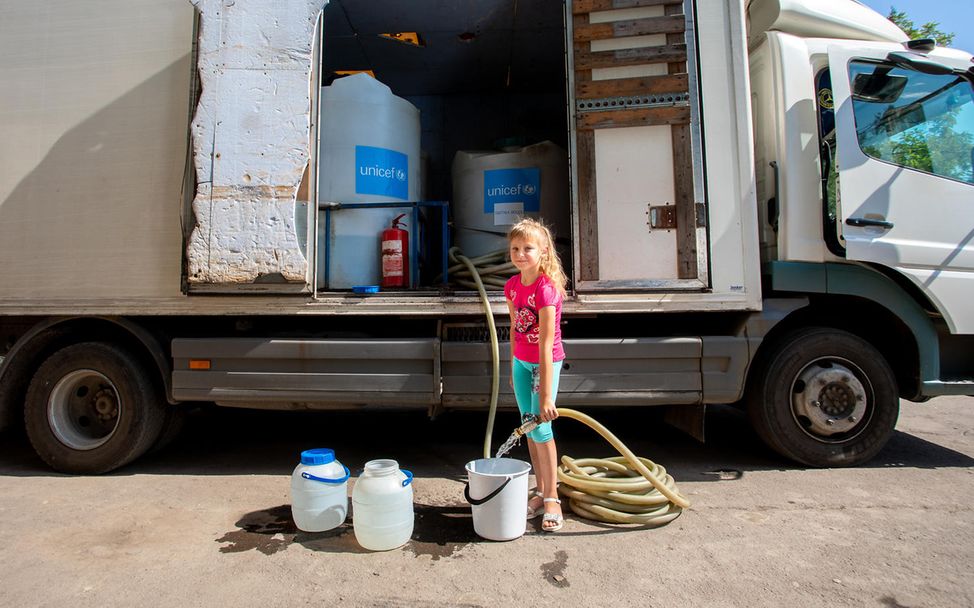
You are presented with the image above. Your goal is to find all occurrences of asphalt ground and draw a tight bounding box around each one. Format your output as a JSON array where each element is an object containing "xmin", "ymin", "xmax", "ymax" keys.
[{"xmin": 1, "ymin": 397, "xmax": 972, "ymax": 607}]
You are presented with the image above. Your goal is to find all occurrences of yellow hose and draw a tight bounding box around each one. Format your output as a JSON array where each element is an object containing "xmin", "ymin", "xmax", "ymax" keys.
[
  {"xmin": 554, "ymin": 408, "xmax": 690, "ymax": 525},
  {"xmin": 450, "ymin": 249, "xmax": 501, "ymax": 459}
]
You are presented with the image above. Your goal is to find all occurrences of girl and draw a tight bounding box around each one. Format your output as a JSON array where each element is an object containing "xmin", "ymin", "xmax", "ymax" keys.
[{"xmin": 504, "ymin": 217, "xmax": 568, "ymax": 532}]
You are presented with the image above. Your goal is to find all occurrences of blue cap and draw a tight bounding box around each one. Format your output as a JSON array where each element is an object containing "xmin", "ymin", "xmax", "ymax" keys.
[{"xmin": 300, "ymin": 448, "xmax": 335, "ymax": 466}]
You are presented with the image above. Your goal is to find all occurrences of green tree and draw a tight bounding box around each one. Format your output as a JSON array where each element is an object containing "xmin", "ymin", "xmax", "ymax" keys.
[{"xmin": 887, "ymin": 7, "xmax": 955, "ymax": 47}]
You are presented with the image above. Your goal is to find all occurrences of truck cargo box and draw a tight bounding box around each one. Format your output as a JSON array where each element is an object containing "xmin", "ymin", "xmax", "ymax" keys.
[{"xmin": 0, "ymin": 0, "xmax": 760, "ymax": 316}]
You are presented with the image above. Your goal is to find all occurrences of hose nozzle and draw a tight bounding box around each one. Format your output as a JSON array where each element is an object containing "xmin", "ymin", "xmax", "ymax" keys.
[{"xmin": 515, "ymin": 415, "xmax": 542, "ymax": 437}]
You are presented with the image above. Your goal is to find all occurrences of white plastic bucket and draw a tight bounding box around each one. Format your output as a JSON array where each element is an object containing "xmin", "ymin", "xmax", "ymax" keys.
[
  {"xmin": 290, "ymin": 448, "xmax": 350, "ymax": 532},
  {"xmin": 352, "ymin": 459, "xmax": 414, "ymax": 551},
  {"xmin": 464, "ymin": 458, "xmax": 531, "ymax": 541}
]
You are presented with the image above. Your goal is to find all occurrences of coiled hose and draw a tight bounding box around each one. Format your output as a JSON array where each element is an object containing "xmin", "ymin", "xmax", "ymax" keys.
[
  {"xmin": 442, "ymin": 247, "xmax": 515, "ymax": 290},
  {"xmin": 554, "ymin": 407, "xmax": 689, "ymax": 526},
  {"xmin": 457, "ymin": 247, "xmax": 690, "ymax": 526}
]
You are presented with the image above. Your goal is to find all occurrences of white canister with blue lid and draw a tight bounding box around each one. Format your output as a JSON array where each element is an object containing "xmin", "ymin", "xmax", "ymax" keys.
[{"xmin": 290, "ymin": 448, "xmax": 350, "ymax": 532}]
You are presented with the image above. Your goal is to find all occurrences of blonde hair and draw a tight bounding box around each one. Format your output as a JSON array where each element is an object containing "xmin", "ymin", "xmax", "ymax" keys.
[{"xmin": 507, "ymin": 217, "xmax": 568, "ymax": 297}]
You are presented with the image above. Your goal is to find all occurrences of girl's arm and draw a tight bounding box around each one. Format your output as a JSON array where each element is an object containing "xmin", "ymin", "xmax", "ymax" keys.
[{"xmin": 538, "ymin": 305, "xmax": 558, "ymax": 422}]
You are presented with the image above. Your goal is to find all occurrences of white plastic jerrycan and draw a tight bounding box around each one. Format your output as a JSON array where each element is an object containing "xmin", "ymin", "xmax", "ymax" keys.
[
  {"xmin": 290, "ymin": 448, "xmax": 350, "ymax": 532},
  {"xmin": 352, "ymin": 459, "xmax": 414, "ymax": 551}
]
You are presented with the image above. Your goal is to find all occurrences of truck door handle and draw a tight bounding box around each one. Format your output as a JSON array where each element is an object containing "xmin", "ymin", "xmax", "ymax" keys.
[{"xmin": 846, "ymin": 217, "xmax": 894, "ymax": 229}]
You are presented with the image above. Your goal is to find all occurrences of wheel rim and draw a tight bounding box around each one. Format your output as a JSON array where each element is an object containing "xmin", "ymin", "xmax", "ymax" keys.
[
  {"xmin": 47, "ymin": 369, "xmax": 121, "ymax": 450},
  {"xmin": 790, "ymin": 357, "xmax": 873, "ymax": 443}
]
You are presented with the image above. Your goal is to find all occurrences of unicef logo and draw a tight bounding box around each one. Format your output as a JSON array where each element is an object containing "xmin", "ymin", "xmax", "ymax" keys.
[
  {"xmin": 395, "ymin": 169, "xmax": 406, "ymax": 181},
  {"xmin": 523, "ymin": 183, "xmax": 536, "ymax": 196}
]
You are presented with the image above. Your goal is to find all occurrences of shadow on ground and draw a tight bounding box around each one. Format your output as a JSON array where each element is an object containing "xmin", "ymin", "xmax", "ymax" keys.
[
  {"xmin": 2, "ymin": 404, "xmax": 972, "ymax": 478},
  {"xmin": 215, "ymin": 502, "xmax": 480, "ymax": 560}
]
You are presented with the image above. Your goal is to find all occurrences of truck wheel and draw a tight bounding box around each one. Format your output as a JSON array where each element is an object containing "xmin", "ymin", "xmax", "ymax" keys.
[
  {"xmin": 747, "ymin": 327, "xmax": 898, "ymax": 467},
  {"xmin": 24, "ymin": 342, "xmax": 165, "ymax": 474},
  {"xmin": 149, "ymin": 405, "xmax": 188, "ymax": 454}
]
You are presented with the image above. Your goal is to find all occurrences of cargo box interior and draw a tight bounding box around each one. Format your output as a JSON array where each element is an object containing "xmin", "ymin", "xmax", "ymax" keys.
[{"xmin": 313, "ymin": 0, "xmax": 571, "ymax": 293}]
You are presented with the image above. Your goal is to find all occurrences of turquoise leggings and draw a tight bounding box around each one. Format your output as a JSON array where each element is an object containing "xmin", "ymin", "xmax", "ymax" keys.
[{"xmin": 511, "ymin": 357, "xmax": 563, "ymax": 443}]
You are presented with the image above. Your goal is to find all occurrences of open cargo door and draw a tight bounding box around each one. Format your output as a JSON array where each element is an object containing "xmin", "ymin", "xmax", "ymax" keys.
[
  {"xmin": 828, "ymin": 44, "xmax": 974, "ymax": 333},
  {"xmin": 569, "ymin": 0, "xmax": 708, "ymax": 291},
  {"xmin": 183, "ymin": 1, "xmax": 323, "ymax": 294}
]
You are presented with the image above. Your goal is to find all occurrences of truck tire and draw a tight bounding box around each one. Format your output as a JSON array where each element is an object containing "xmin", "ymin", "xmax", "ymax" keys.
[
  {"xmin": 24, "ymin": 342, "xmax": 166, "ymax": 474},
  {"xmin": 149, "ymin": 405, "xmax": 188, "ymax": 454},
  {"xmin": 747, "ymin": 327, "xmax": 898, "ymax": 467}
]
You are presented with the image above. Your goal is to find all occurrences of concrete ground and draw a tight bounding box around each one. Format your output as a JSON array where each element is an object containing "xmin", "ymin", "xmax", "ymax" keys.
[{"xmin": 1, "ymin": 397, "xmax": 972, "ymax": 607}]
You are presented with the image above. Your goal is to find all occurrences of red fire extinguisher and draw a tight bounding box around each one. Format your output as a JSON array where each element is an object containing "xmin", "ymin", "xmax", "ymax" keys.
[{"xmin": 381, "ymin": 213, "xmax": 409, "ymax": 289}]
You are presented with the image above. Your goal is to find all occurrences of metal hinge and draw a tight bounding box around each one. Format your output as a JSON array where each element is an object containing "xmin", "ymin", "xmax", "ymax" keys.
[{"xmin": 695, "ymin": 202, "xmax": 707, "ymax": 228}]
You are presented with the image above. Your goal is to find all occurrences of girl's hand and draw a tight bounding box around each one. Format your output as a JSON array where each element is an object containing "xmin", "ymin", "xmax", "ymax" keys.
[{"xmin": 540, "ymin": 398, "xmax": 559, "ymax": 422}]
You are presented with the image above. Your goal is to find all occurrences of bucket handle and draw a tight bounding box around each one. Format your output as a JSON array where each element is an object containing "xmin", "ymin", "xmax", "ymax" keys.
[
  {"xmin": 301, "ymin": 464, "xmax": 350, "ymax": 485},
  {"xmin": 463, "ymin": 476, "xmax": 511, "ymax": 506}
]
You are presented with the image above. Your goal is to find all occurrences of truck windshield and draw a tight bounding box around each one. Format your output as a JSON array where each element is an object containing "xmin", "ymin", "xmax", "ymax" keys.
[{"xmin": 848, "ymin": 60, "xmax": 974, "ymax": 185}]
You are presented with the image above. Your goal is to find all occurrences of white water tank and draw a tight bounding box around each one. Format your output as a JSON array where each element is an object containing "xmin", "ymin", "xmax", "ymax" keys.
[
  {"xmin": 317, "ymin": 73, "xmax": 421, "ymax": 288},
  {"xmin": 452, "ymin": 141, "xmax": 569, "ymax": 258}
]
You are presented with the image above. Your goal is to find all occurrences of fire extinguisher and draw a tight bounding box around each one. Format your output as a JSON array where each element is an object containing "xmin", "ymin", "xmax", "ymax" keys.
[{"xmin": 381, "ymin": 213, "xmax": 409, "ymax": 289}]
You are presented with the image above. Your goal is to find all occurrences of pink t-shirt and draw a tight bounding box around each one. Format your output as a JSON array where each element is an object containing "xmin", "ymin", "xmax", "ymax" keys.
[{"xmin": 504, "ymin": 274, "xmax": 565, "ymax": 364}]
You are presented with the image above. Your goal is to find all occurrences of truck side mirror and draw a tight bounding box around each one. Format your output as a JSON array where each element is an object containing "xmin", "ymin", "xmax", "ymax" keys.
[{"xmin": 852, "ymin": 68, "xmax": 907, "ymax": 103}]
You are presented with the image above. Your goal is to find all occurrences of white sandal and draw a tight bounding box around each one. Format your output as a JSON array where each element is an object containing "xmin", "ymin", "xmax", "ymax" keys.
[{"xmin": 541, "ymin": 497, "xmax": 563, "ymax": 532}]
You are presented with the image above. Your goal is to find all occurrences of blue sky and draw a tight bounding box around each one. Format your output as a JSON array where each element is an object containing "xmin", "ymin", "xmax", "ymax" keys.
[{"xmin": 857, "ymin": 1, "xmax": 974, "ymax": 52}]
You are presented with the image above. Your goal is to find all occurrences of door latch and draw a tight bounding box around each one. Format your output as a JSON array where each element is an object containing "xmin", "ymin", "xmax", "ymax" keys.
[{"xmin": 648, "ymin": 204, "xmax": 677, "ymax": 230}]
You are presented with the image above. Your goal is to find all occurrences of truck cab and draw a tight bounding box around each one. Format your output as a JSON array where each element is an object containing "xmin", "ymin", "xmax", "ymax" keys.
[
  {"xmin": 751, "ymin": 1, "xmax": 974, "ymax": 336},
  {"xmin": 742, "ymin": 0, "xmax": 974, "ymax": 464}
]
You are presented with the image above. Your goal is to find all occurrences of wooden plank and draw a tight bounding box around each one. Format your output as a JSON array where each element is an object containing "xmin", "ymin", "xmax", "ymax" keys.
[
  {"xmin": 666, "ymin": 3, "xmax": 694, "ymax": 279},
  {"xmin": 573, "ymin": 15, "xmax": 685, "ymax": 42},
  {"xmin": 572, "ymin": 17, "xmax": 592, "ymax": 83},
  {"xmin": 671, "ymin": 123, "xmax": 698, "ymax": 279},
  {"xmin": 576, "ymin": 105, "xmax": 689, "ymax": 130},
  {"xmin": 573, "ymin": 43, "xmax": 687, "ymax": 71},
  {"xmin": 665, "ymin": 3, "xmax": 686, "ymax": 75},
  {"xmin": 575, "ymin": 73, "xmax": 687, "ymax": 99},
  {"xmin": 576, "ymin": 130, "xmax": 599, "ymax": 282},
  {"xmin": 572, "ymin": 0, "xmax": 682, "ymax": 14}
]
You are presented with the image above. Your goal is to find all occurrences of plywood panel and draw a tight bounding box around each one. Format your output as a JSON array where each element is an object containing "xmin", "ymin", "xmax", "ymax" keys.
[{"xmin": 594, "ymin": 126, "xmax": 677, "ymax": 280}]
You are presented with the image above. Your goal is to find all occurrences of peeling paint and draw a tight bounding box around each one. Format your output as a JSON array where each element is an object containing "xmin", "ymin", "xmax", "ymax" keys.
[{"xmin": 186, "ymin": 0, "xmax": 327, "ymax": 284}]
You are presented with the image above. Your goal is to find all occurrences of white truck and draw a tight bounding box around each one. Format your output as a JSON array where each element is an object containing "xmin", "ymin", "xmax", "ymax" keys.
[{"xmin": 1, "ymin": 0, "xmax": 971, "ymax": 473}]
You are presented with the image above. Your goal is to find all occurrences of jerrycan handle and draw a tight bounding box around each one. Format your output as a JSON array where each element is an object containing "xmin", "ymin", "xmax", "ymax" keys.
[
  {"xmin": 401, "ymin": 469, "xmax": 413, "ymax": 487},
  {"xmin": 301, "ymin": 464, "xmax": 350, "ymax": 484}
]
